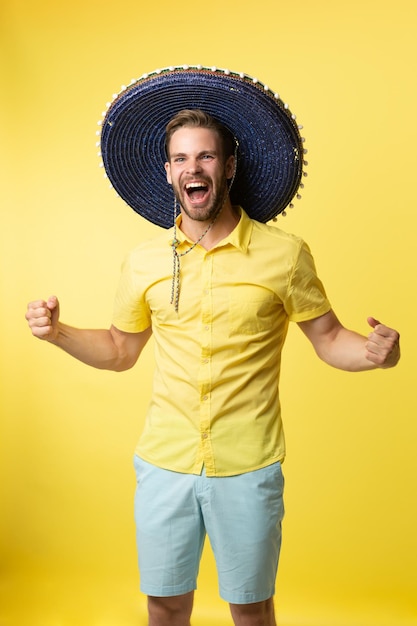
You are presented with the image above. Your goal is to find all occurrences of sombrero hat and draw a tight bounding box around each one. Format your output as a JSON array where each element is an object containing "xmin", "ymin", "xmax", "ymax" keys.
[{"xmin": 99, "ymin": 65, "xmax": 307, "ymax": 228}]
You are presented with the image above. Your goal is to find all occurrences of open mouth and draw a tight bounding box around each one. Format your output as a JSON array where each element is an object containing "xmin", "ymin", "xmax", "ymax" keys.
[{"xmin": 185, "ymin": 181, "xmax": 210, "ymax": 204}]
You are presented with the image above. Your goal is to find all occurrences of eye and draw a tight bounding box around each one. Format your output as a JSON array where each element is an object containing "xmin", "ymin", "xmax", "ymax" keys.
[{"xmin": 173, "ymin": 156, "xmax": 185, "ymax": 163}]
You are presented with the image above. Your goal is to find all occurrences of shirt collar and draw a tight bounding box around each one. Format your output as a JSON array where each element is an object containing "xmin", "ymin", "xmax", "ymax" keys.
[
  {"xmin": 222, "ymin": 207, "xmax": 252, "ymax": 252},
  {"xmin": 169, "ymin": 206, "xmax": 252, "ymax": 253}
]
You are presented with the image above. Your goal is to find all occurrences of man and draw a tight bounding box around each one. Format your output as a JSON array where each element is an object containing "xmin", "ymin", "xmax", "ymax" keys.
[{"xmin": 26, "ymin": 67, "xmax": 400, "ymax": 626}]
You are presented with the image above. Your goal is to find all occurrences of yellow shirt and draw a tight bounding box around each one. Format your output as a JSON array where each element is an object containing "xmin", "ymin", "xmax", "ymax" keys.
[{"xmin": 112, "ymin": 208, "xmax": 331, "ymax": 476}]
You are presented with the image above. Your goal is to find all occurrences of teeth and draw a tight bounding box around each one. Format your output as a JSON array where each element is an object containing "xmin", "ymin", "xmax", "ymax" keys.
[{"xmin": 186, "ymin": 182, "xmax": 207, "ymax": 189}]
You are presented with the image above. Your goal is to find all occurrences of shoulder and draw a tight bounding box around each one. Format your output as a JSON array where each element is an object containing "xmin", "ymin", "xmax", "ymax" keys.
[
  {"xmin": 126, "ymin": 226, "xmax": 175, "ymax": 261},
  {"xmin": 249, "ymin": 216, "xmax": 305, "ymax": 252}
]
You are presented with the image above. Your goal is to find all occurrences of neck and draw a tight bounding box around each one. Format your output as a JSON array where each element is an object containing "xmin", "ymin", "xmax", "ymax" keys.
[{"xmin": 179, "ymin": 199, "xmax": 240, "ymax": 250}]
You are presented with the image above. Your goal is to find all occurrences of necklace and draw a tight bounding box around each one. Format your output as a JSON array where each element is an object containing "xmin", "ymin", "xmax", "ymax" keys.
[
  {"xmin": 169, "ymin": 179, "xmax": 234, "ymax": 312},
  {"xmin": 170, "ymin": 215, "xmax": 217, "ymax": 312}
]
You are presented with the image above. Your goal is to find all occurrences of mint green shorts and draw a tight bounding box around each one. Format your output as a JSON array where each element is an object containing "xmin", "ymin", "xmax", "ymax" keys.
[{"xmin": 133, "ymin": 456, "xmax": 285, "ymax": 604}]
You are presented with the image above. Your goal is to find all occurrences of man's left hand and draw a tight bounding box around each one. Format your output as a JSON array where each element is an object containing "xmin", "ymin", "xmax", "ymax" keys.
[{"xmin": 365, "ymin": 317, "xmax": 400, "ymax": 368}]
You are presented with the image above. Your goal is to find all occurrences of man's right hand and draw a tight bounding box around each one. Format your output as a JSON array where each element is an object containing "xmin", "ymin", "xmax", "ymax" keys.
[{"xmin": 25, "ymin": 296, "xmax": 60, "ymax": 341}]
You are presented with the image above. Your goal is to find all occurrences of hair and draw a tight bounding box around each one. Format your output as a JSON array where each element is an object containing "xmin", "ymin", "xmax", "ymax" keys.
[{"xmin": 165, "ymin": 109, "xmax": 236, "ymax": 161}]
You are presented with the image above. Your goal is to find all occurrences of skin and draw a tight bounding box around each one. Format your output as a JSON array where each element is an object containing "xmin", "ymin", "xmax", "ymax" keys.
[
  {"xmin": 25, "ymin": 125, "xmax": 400, "ymax": 626},
  {"xmin": 164, "ymin": 126, "xmax": 238, "ymax": 247}
]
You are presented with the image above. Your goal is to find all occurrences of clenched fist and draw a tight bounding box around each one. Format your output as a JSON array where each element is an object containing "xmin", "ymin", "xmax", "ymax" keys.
[
  {"xmin": 365, "ymin": 316, "xmax": 400, "ymax": 369},
  {"xmin": 25, "ymin": 296, "xmax": 60, "ymax": 341}
]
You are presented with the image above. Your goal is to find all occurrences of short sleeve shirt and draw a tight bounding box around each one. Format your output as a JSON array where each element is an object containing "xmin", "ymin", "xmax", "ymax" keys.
[{"xmin": 112, "ymin": 208, "xmax": 331, "ymax": 476}]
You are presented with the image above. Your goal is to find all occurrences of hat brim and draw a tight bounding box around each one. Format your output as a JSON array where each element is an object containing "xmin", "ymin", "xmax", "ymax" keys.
[{"xmin": 100, "ymin": 67, "xmax": 305, "ymax": 228}]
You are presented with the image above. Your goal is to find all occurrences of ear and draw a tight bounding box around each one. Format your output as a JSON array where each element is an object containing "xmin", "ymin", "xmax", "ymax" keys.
[
  {"xmin": 225, "ymin": 155, "xmax": 235, "ymax": 180},
  {"xmin": 165, "ymin": 161, "xmax": 172, "ymax": 185}
]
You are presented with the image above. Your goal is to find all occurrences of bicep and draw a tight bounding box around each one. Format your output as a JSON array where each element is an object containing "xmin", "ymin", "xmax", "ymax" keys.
[
  {"xmin": 297, "ymin": 310, "xmax": 343, "ymax": 356},
  {"xmin": 298, "ymin": 309, "xmax": 341, "ymax": 338},
  {"xmin": 109, "ymin": 324, "xmax": 152, "ymax": 370}
]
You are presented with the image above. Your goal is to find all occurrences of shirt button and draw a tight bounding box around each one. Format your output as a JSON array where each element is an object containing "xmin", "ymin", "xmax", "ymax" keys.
[
  {"xmin": 202, "ymin": 432, "xmax": 208, "ymax": 439},
  {"xmin": 202, "ymin": 395, "xmax": 208, "ymax": 401}
]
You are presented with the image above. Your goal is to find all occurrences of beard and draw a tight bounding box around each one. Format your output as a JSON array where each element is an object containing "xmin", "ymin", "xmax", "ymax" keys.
[{"xmin": 174, "ymin": 176, "xmax": 229, "ymax": 223}]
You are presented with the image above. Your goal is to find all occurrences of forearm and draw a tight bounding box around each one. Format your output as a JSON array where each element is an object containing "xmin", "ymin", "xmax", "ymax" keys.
[
  {"xmin": 315, "ymin": 327, "xmax": 376, "ymax": 372},
  {"xmin": 49, "ymin": 323, "xmax": 133, "ymax": 371}
]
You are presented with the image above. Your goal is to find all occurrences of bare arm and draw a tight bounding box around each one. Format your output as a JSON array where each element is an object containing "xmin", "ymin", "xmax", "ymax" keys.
[
  {"xmin": 298, "ymin": 310, "xmax": 400, "ymax": 372},
  {"xmin": 25, "ymin": 296, "xmax": 151, "ymax": 372}
]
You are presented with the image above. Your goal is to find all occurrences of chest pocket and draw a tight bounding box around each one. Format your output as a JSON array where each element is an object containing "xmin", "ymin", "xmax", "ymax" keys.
[{"xmin": 229, "ymin": 286, "xmax": 278, "ymax": 336}]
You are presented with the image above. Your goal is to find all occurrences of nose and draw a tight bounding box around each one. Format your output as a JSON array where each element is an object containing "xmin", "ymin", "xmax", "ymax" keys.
[{"xmin": 186, "ymin": 158, "xmax": 202, "ymax": 174}]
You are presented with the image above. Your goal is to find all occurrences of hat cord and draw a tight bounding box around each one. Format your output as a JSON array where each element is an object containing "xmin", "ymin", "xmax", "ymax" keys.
[{"xmin": 170, "ymin": 198, "xmax": 219, "ymax": 312}]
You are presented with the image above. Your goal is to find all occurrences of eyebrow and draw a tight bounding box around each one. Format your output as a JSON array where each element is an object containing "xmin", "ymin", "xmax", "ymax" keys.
[{"xmin": 170, "ymin": 149, "xmax": 219, "ymax": 159}]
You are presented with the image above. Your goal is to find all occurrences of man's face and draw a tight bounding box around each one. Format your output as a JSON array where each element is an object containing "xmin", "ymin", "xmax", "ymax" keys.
[{"xmin": 165, "ymin": 126, "xmax": 235, "ymax": 223}]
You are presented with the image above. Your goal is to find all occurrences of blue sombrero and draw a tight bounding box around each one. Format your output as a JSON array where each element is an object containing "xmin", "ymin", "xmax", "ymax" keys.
[{"xmin": 99, "ymin": 65, "xmax": 307, "ymax": 228}]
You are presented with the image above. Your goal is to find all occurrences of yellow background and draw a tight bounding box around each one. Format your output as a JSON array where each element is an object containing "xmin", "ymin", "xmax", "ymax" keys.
[{"xmin": 1, "ymin": 1, "xmax": 416, "ymax": 624}]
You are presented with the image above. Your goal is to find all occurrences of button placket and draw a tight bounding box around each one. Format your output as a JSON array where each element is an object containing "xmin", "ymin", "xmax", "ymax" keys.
[{"xmin": 198, "ymin": 254, "xmax": 214, "ymax": 469}]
